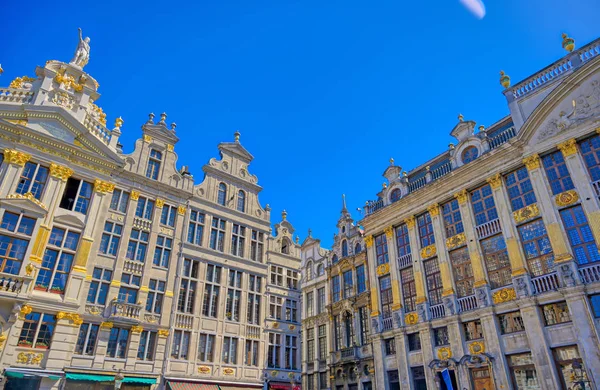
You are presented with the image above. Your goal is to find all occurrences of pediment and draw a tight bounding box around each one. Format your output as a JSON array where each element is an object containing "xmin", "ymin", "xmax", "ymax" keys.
[
  {"xmin": 53, "ymin": 213, "xmax": 86, "ymax": 229},
  {"xmin": 219, "ymin": 142, "xmax": 254, "ymax": 163},
  {"xmin": 0, "ymin": 194, "xmax": 48, "ymax": 218}
]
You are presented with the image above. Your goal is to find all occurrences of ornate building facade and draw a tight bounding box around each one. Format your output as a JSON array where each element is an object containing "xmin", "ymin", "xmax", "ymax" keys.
[
  {"xmin": 361, "ymin": 34, "xmax": 600, "ymax": 390},
  {"xmin": 0, "ymin": 36, "xmax": 301, "ymax": 390}
]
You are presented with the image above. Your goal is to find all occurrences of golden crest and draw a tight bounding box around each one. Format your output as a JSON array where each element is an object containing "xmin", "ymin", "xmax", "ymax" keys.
[
  {"xmin": 469, "ymin": 341, "xmax": 485, "ymax": 355},
  {"xmin": 198, "ymin": 366, "xmax": 211, "ymax": 374},
  {"xmin": 523, "ymin": 154, "xmax": 540, "ymax": 170},
  {"xmin": 131, "ymin": 325, "xmax": 143, "ymax": 333},
  {"xmin": 383, "ymin": 226, "xmax": 394, "ymax": 239},
  {"xmin": 513, "ymin": 203, "xmax": 540, "ymax": 224},
  {"xmin": 49, "ymin": 163, "xmax": 74, "ymax": 181},
  {"xmin": 557, "ymin": 138, "xmax": 577, "ymax": 157},
  {"xmin": 93, "ymin": 179, "xmax": 115, "ymax": 194},
  {"xmin": 364, "ymin": 235, "xmax": 374, "ymax": 248},
  {"xmin": 223, "ymin": 368, "xmax": 235, "ymax": 376},
  {"xmin": 155, "ymin": 199, "xmax": 165, "ymax": 209},
  {"xmin": 177, "ymin": 205, "xmax": 187, "ymax": 215},
  {"xmin": 454, "ymin": 189, "xmax": 468, "ymax": 204},
  {"xmin": 555, "ymin": 190, "xmax": 579, "ymax": 207},
  {"xmin": 376, "ymin": 263, "xmax": 390, "ymax": 276},
  {"xmin": 437, "ymin": 347, "xmax": 452, "ymax": 360},
  {"xmin": 100, "ymin": 322, "xmax": 114, "ymax": 330},
  {"xmin": 405, "ymin": 312, "xmax": 418, "ymax": 325},
  {"xmin": 420, "ymin": 244, "xmax": 437, "ymax": 259},
  {"xmin": 486, "ymin": 173, "xmax": 502, "ymax": 189},
  {"xmin": 404, "ymin": 216, "xmax": 416, "ymax": 228},
  {"xmin": 445, "ymin": 233, "xmax": 466, "ymax": 250},
  {"xmin": 427, "ymin": 204, "xmax": 440, "ymax": 217},
  {"xmin": 4, "ymin": 149, "xmax": 31, "ymax": 166},
  {"xmin": 158, "ymin": 329, "xmax": 169, "ymax": 337},
  {"xmin": 492, "ymin": 287, "xmax": 516, "ymax": 304}
]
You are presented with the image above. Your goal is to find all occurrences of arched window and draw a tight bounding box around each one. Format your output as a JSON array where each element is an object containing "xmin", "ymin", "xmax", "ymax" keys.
[
  {"xmin": 237, "ymin": 190, "xmax": 246, "ymax": 212},
  {"xmin": 355, "ymin": 242, "xmax": 362, "ymax": 253},
  {"xmin": 317, "ymin": 264, "xmax": 324, "ymax": 276},
  {"xmin": 332, "ymin": 254, "xmax": 339, "ymax": 264},
  {"xmin": 390, "ymin": 188, "xmax": 401, "ymax": 203},
  {"xmin": 342, "ymin": 240, "xmax": 348, "ymax": 257},
  {"xmin": 306, "ymin": 261, "xmax": 313, "ymax": 280},
  {"xmin": 217, "ymin": 183, "xmax": 227, "ymax": 206},
  {"xmin": 281, "ymin": 238, "xmax": 291, "ymax": 254},
  {"xmin": 146, "ymin": 149, "xmax": 162, "ymax": 180},
  {"xmin": 462, "ymin": 146, "xmax": 479, "ymax": 164}
]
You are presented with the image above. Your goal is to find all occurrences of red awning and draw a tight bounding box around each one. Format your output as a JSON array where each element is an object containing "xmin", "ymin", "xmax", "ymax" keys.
[
  {"xmin": 269, "ymin": 383, "xmax": 298, "ymax": 390},
  {"xmin": 167, "ymin": 381, "xmax": 219, "ymax": 390}
]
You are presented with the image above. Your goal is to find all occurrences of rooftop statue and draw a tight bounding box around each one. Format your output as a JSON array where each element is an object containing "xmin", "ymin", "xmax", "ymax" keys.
[{"xmin": 70, "ymin": 28, "xmax": 90, "ymax": 68}]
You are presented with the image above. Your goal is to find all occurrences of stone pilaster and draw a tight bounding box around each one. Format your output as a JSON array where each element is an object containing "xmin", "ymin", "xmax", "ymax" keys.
[
  {"xmin": 404, "ymin": 216, "xmax": 429, "ymax": 322},
  {"xmin": 418, "ymin": 324, "xmax": 436, "ymax": 389},
  {"xmin": 383, "ymin": 225, "xmax": 403, "ymax": 326},
  {"xmin": 393, "ymin": 331, "xmax": 411, "ymax": 390},
  {"xmin": 93, "ymin": 322, "xmax": 113, "ymax": 368},
  {"xmin": 478, "ymin": 309, "xmax": 511, "ymax": 390},
  {"xmin": 0, "ymin": 149, "xmax": 30, "ymax": 198},
  {"xmin": 365, "ymin": 235, "xmax": 380, "ymax": 320}
]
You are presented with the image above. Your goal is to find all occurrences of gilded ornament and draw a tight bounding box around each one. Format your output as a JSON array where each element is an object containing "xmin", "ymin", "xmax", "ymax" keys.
[
  {"xmin": 16, "ymin": 352, "xmax": 43, "ymax": 365},
  {"xmin": 4, "ymin": 149, "xmax": 31, "ymax": 166},
  {"xmin": 272, "ymin": 322, "xmax": 279, "ymax": 329},
  {"xmin": 167, "ymin": 144, "xmax": 174, "ymax": 152},
  {"xmin": 49, "ymin": 163, "xmax": 74, "ymax": 181},
  {"xmin": 7, "ymin": 192, "xmax": 48, "ymax": 210},
  {"xmin": 54, "ymin": 72, "xmax": 84, "ymax": 92},
  {"xmin": 486, "ymin": 173, "xmax": 502, "ymax": 189},
  {"xmin": 557, "ymin": 139, "xmax": 577, "ymax": 157},
  {"xmin": 114, "ymin": 117, "xmax": 124, "ymax": 128},
  {"xmin": 289, "ymin": 324, "xmax": 296, "ymax": 330},
  {"xmin": 25, "ymin": 263, "xmax": 35, "ymax": 277},
  {"xmin": 562, "ymin": 33, "xmax": 575, "ymax": 52},
  {"xmin": 420, "ymin": 244, "xmax": 437, "ymax": 259},
  {"xmin": 427, "ymin": 203, "xmax": 440, "ymax": 217},
  {"xmin": 165, "ymin": 290, "xmax": 174, "ymax": 297},
  {"xmin": 555, "ymin": 190, "xmax": 579, "ymax": 207},
  {"xmin": 19, "ymin": 305, "xmax": 33, "ymax": 319},
  {"xmin": 142, "ymin": 134, "xmax": 152, "ymax": 143},
  {"xmin": 473, "ymin": 280, "xmax": 488, "ymax": 288},
  {"xmin": 523, "ymin": 154, "xmax": 541, "ymax": 170},
  {"xmin": 383, "ymin": 226, "xmax": 393, "ymax": 239},
  {"xmin": 271, "ymin": 371, "xmax": 278, "ymax": 377},
  {"xmin": 155, "ymin": 199, "xmax": 165, "ymax": 209},
  {"xmin": 9, "ymin": 76, "xmax": 36, "ymax": 89},
  {"xmin": 454, "ymin": 189, "xmax": 468, "ymax": 204},
  {"xmin": 446, "ymin": 233, "xmax": 466, "ymax": 250},
  {"xmin": 405, "ymin": 312, "xmax": 418, "ymax": 325},
  {"xmin": 56, "ymin": 312, "xmax": 83, "ymax": 325},
  {"xmin": 469, "ymin": 341, "xmax": 485, "ymax": 355},
  {"xmin": 492, "ymin": 287, "xmax": 516, "ymax": 304},
  {"xmin": 130, "ymin": 190, "xmax": 140, "ymax": 201},
  {"xmin": 100, "ymin": 321, "xmax": 114, "ymax": 330},
  {"xmin": 88, "ymin": 102, "xmax": 107, "ymax": 126},
  {"xmin": 376, "ymin": 263, "xmax": 390, "ymax": 276},
  {"xmin": 223, "ymin": 368, "xmax": 235, "ymax": 376},
  {"xmin": 0, "ymin": 333, "xmax": 7, "ymax": 348},
  {"xmin": 93, "ymin": 179, "xmax": 115, "ymax": 194},
  {"xmin": 513, "ymin": 203, "xmax": 540, "ymax": 224},
  {"xmin": 437, "ymin": 347, "xmax": 452, "ymax": 360},
  {"xmin": 177, "ymin": 205, "xmax": 186, "ymax": 216},
  {"xmin": 364, "ymin": 235, "xmax": 374, "ymax": 248},
  {"xmin": 405, "ymin": 216, "xmax": 416, "ymax": 229},
  {"xmin": 131, "ymin": 325, "xmax": 143, "ymax": 333},
  {"xmin": 198, "ymin": 366, "xmax": 211, "ymax": 374},
  {"xmin": 499, "ymin": 71, "xmax": 510, "ymax": 88},
  {"xmin": 158, "ymin": 329, "xmax": 169, "ymax": 337}
]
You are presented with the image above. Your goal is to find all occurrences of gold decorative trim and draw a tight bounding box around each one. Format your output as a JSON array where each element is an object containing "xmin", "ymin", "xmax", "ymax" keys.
[
  {"xmin": 158, "ymin": 329, "xmax": 169, "ymax": 337},
  {"xmin": 405, "ymin": 312, "xmax": 418, "ymax": 325},
  {"xmin": 9, "ymin": 76, "xmax": 36, "ymax": 89},
  {"xmin": 167, "ymin": 144, "xmax": 174, "ymax": 152},
  {"xmin": 557, "ymin": 138, "xmax": 577, "ymax": 157},
  {"xmin": 72, "ymin": 265, "xmax": 87, "ymax": 273},
  {"xmin": 25, "ymin": 263, "xmax": 35, "ymax": 276},
  {"xmin": 143, "ymin": 134, "xmax": 152, "ymax": 143},
  {"xmin": 427, "ymin": 203, "xmax": 440, "ymax": 217},
  {"xmin": 131, "ymin": 325, "xmax": 143, "ymax": 334},
  {"xmin": 376, "ymin": 263, "xmax": 390, "ymax": 276},
  {"xmin": 383, "ymin": 226, "xmax": 393, "ymax": 239},
  {"xmin": 554, "ymin": 253, "xmax": 574, "ymax": 263},
  {"xmin": 442, "ymin": 288, "xmax": 455, "ymax": 297},
  {"xmin": 7, "ymin": 192, "xmax": 48, "ymax": 210},
  {"xmin": 364, "ymin": 235, "xmax": 373, "ymax": 248},
  {"xmin": 198, "ymin": 366, "xmax": 211, "ymax": 374},
  {"xmin": 100, "ymin": 322, "xmax": 113, "ymax": 330},
  {"xmin": 446, "ymin": 233, "xmax": 466, "ymax": 250},
  {"xmin": 0, "ymin": 333, "xmax": 7, "ymax": 350},
  {"xmin": 93, "ymin": 179, "xmax": 115, "ymax": 194},
  {"xmin": 511, "ymin": 268, "xmax": 527, "ymax": 277},
  {"xmin": 165, "ymin": 290, "xmax": 174, "ymax": 297},
  {"xmin": 555, "ymin": 190, "xmax": 579, "ymax": 207},
  {"xmin": 271, "ymin": 370, "xmax": 279, "ymax": 377},
  {"xmin": 110, "ymin": 280, "xmax": 121, "ymax": 287},
  {"xmin": 4, "ymin": 149, "xmax": 31, "ymax": 166},
  {"xmin": 420, "ymin": 244, "xmax": 437, "ymax": 259},
  {"xmin": 473, "ymin": 280, "xmax": 487, "ymax": 288},
  {"xmin": 416, "ymin": 296, "xmax": 427, "ymax": 305},
  {"xmin": 437, "ymin": 347, "xmax": 452, "ymax": 360},
  {"xmin": 54, "ymin": 71, "xmax": 84, "ymax": 92},
  {"xmin": 130, "ymin": 190, "xmax": 140, "ymax": 201},
  {"xmin": 272, "ymin": 322, "xmax": 279, "ymax": 329},
  {"xmin": 454, "ymin": 189, "xmax": 468, "ymax": 204},
  {"xmin": 177, "ymin": 205, "xmax": 186, "ymax": 216},
  {"xmin": 49, "ymin": 163, "xmax": 74, "ymax": 181},
  {"xmin": 469, "ymin": 341, "xmax": 485, "ymax": 355},
  {"xmin": 523, "ymin": 154, "xmax": 541, "ymax": 170},
  {"xmin": 85, "ymin": 274, "xmax": 92, "ymax": 281},
  {"xmin": 155, "ymin": 199, "xmax": 165, "ymax": 209},
  {"xmin": 16, "ymin": 352, "xmax": 43, "ymax": 365},
  {"xmin": 513, "ymin": 203, "xmax": 540, "ymax": 224},
  {"xmin": 492, "ymin": 287, "xmax": 516, "ymax": 304},
  {"xmin": 19, "ymin": 305, "xmax": 33, "ymax": 320},
  {"xmin": 486, "ymin": 173, "xmax": 502, "ymax": 189},
  {"xmin": 223, "ymin": 368, "xmax": 235, "ymax": 376},
  {"xmin": 56, "ymin": 312, "xmax": 83, "ymax": 325},
  {"xmin": 405, "ymin": 216, "xmax": 416, "ymax": 229},
  {"xmin": 140, "ymin": 286, "xmax": 149, "ymax": 292}
]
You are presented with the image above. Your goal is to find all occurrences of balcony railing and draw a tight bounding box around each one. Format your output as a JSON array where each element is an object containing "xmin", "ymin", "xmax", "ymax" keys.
[
  {"xmin": 83, "ymin": 113, "xmax": 112, "ymax": 145},
  {"xmin": 488, "ymin": 126, "xmax": 517, "ymax": 150},
  {"xmin": 340, "ymin": 347, "xmax": 357, "ymax": 360},
  {"xmin": 381, "ymin": 316, "xmax": 393, "ymax": 331},
  {"xmin": 0, "ymin": 88, "xmax": 35, "ymax": 104},
  {"xmin": 246, "ymin": 325, "xmax": 261, "ymax": 339},
  {"xmin": 457, "ymin": 295, "xmax": 478, "ymax": 312},
  {"xmin": 123, "ymin": 260, "xmax": 144, "ymax": 275},
  {"xmin": 363, "ymin": 199, "xmax": 385, "ymax": 216},
  {"xmin": 133, "ymin": 217, "xmax": 152, "ymax": 232},
  {"xmin": 408, "ymin": 176, "xmax": 427, "ymax": 193},
  {"xmin": 0, "ymin": 273, "xmax": 27, "ymax": 294},
  {"xmin": 429, "ymin": 303, "xmax": 446, "ymax": 319},
  {"xmin": 579, "ymin": 263, "xmax": 600, "ymax": 284},
  {"xmin": 398, "ymin": 253, "xmax": 412, "ymax": 269},
  {"xmin": 175, "ymin": 313, "xmax": 194, "ymax": 329},
  {"xmin": 475, "ymin": 218, "xmax": 502, "ymax": 239},
  {"xmin": 532, "ymin": 272, "xmax": 560, "ymax": 294},
  {"xmin": 431, "ymin": 162, "xmax": 453, "ymax": 181},
  {"xmin": 110, "ymin": 301, "xmax": 142, "ymax": 320}
]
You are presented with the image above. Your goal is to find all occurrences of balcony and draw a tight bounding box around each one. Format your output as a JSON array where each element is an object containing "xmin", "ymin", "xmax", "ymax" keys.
[
  {"xmin": 0, "ymin": 272, "xmax": 31, "ymax": 297},
  {"xmin": 457, "ymin": 295, "xmax": 478, "ymax": 312},
  {"xmin": 381, "ymin": 316, "xmax": 393, "ymax": 331},
  {"xmin": 340, "ymin": 347, "xmax": 357, "ymax": 361},
  {"xmin": 475, "ymin": 218, "xmax": 502, "ymax": 239},
  {"xmin": 579, "ymin": 263, "xmax": 600, "ymax": 284},
  {"xmin": 123, "ymin": 260, "xmax": 144, "ymax": 275},
  {"xmin": 133, "ymin": 217, "xmax": 152, "ymax": 232},
  {"xmin": 246, "ymin": 325, "xmax": 261, "ymax": 339},
  {"xmin": 175, "ymin": 313, "xmax": 194, "ymax": 329},
  {"xmin": 110, "ymin": 301, "xmax": 142, "ymax": 320},
  {"xmin": 531, "ymin": 272, "xmax": 560, "ymax": 294},
  {"xmin": 592, "ymin": 180, "xmax": 600, "ymax": 199},
  {"xmin": 398, "ymin": 253, "xmax": 412, "ymax": 269},
  {"xmin": 429, "ymin": 303, "xmax": 446, "ymax": 319}
]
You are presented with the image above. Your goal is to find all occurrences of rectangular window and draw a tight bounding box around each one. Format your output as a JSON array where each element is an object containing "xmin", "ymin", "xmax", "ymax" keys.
[
  {"xmin": 449, "ymin": 247, "xmax": 473, "ymax": 297},
  {"xmin": 107, "ymin": 327, "xmax": 129, "ymax": 358},
  {"xmin": 380, "ymin": 275, "xmax": 393, "ymax": 318},
  {"xmin": 423, "ymin": 257, "xmax": 442, "ymax": 305},
  {"xmin": 285, "ymin": 335, "xmax": 297, "ymax": 369},
  {"xmin": 110, "ymin": 189, "xmax": 130, "ymax": 214},
  {"xmin": 16, "ymin": 162, "xmax": 49, "ymax": 199},
  {"xmin": 507, "ymin": 353, "xmax": 540, "ymax": 390},
  {"xmin": 35, "ymin": 226, "xmax": 80, "ymax": 294},
  {"xmin": 471, "ymin": 184, "xmax": 498, "ymax": 226},
  {"xmin": 317, "ymin": 287, "xmax": 326, "ymax": 312},
  {"xmin": 318, "ymin": 324, "xmax": 327, "ymax": 359},
  {"xmin": 356, "ymin": 265, "xmax": 366, "ymax": 294},
  {"xmin": 87, "ymin": 267, "xmax": 112, "ymax": 305},
  {"xmin": 307, "ymin": 327, "xmax": 315, "ymax": 361},
  {"xmin": 146, "ymin": 149, "xmax": 162, "ymax": 180},
  {"xmin": 226, "ymin": 270, "xmax": 242, "ymax": 322},
  {"xmin": 209, "ymin": 217, "xmax": 226, "ymax": 252},
  {"xmin": 307, "ymin": 375, "xmax": 315, "ymax": 390},
  {"xmin": 187, "ymin": 210, "xmax": 205, "ymax": 246},
  {"xmin": 333, "ymin": 315, "xmax": 341, "ymax": 351},
  {"xmin": 395, "ymin": 223, "xmax": 411, "ymax": 257},
  {"xmin": 481, "ymin": 235, "xmax": 512, "ymax": 289},
  {"xmin": 384, "ymin": 338, "xmax": 396, "ymax": 355},
  {"xmin": 267, "ymin": 333, "xmax": 280, "ymax": 368},
  {"xmin": 222, "ymin": 336, "xmax": 238, "ymax": 364},
  {"xmin": 75, "ymin": 323, "xmax": 99, "ymax": 355},
  {"xmin": 18, "ymin": 312, "xmax": 55, "ymax": 349},
  {"xmin": 518, "ymin": 219, "xmax": 554, "ymax": 276},
  {"xmin": 464, "ymin": 320, "xmax": 484, "ymax": 341},
  {"xmin": 0, "ymin": 212, "xmax": 35, "ymax": 275},
  {"xmin": 135, "ymin": 196, "xmax": 154, "ymax": 220},
  {"xmin": 560, "ymin": 205, "xmax": 600, "ymax": 264},
  {"xmin": 118, "ymin": 273, "xmax": 140, "ymax": 303},
  {"xmin": 505, "ymin": 167, "xmax": 537, "ymax": 211},
  {"xmin": 171, "ymin": 330, "xmax": 191, "ymax": 360},
  {"xmin": 407, "ymin": 333, "xmax": 421, "ymax": 351},
  {"xmin": 152, "ymin": 235, "xmax": 172, "ymax": 268},
  {"xmin": 287, "ymin": 269, "xmax": 299, "ymax": 290},
  {"xmin": 433, "ymin": 327, "xmax": 449, "ymax": 346},
  {"xmin": 145, "ymin": 279, "xmax": 165, "ymax": 314},
  {"xmin": 202, "ymin": 264, "xmax": 221, "ymax": 317},
  {"xmin": 542, "ymin": 151, "xmax": 574, "ymax": 195},
  {"xmin": 591, "ymin": 294, "xmax": 600, "ymax": 318},
  {"xmin": 198, "ymin": 333, "xmax": 215, "ymax": 362},
  {"xmin": 442, "ymin": 199, "xmax": 464, "ymax": 238},
  {"xmin": 250, "ymin": 230, "xmax": 264, "ymax": 262},
  {"xmin": 137, "ymin": 330, "xmax": 157, "ymax": 361},
  {"xmin": 245, "ymin": 339, "xmax": 259, "ymax": 366},
  {"xmin": 179, "ymin": 259, "xmax": 199, "ymax": 313},
  {"xmin": 375, "ymin": 233, "xmax": 389, "ymax": 265},
  {"xmin": 401, "ymin": 267, "xmax": 417, "ymax": 312},
  {"xmin": 359, "ymin": 306, "xmax": 369, "ymax": 346},
  {"xmin": 417, "ymin": 212, "xmax": 435, "ymax": 247},
  {"xmin": 306, "ymin": 291, "xmax": 314, "ymax": 317},
  {"xmin": 160, "ymin": 204, "xmax": 177, "ymax": 227},
  {"xmin": 285, "ymin": 299, "xmax": 297, "ymax": 322},
  {"xmin": 542, "ymin": 302, "xmax": 571, "ymax": 325},
  {"xmin": 231, "ymin": 224, "xmax": 246, "ymax": 257},
  {"xmin": 553, "ymin": 346, "xmax": 589, "ymax": 390},
  {"xmin": 99, "ymin": 221, "xmax": 122, "ymax": 256},
  {"xmin": 343, "ymin": 269, "xmax": 354, "ymax": 298},
  {"xmin": 498, "ymin": 311, "xmax": 525, "ymax": 334},
  {"xmin": 270, "ymin": 265, "xmax": 284, "ymax": 286},
  {"xmin": 60, "ymin": 178, "xmax": 93, "ymax": 214},
  {"xmin": 319, "ymin": 372, "xmax": 327, "ymax": 389},
  {"xmin": 332, "ymin": 275, "xmax": 341, "ymax": 302},
  {"xmin": 269, "ymin": 296, "xmax": 283, "ymax": 319},
  {"xmin": 126, "ymin": 228, "xmax": 149, "ymax": 263},
  {"xmin": 247, "ymin": 275, "xmax": 261, "ymax": 324},
  {"xmin": 580, "ymin": 134, "xmax": 600, "ymax": 182}
]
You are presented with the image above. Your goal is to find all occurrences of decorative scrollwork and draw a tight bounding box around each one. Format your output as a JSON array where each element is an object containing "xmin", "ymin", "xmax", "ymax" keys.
[
  {"xmin": 446, "ymin": 233, "xmax": 466, "ymax": 250},
  {"xmin": 376, "ymin": 263, "xmax": 390, "ymax": 276},
  {"xmin": 555, "ymin": 190, "xmax": 579, "ymax": 207},
  {"xmin": 513, "ymin": 203, "xmax": 540, "ymax": 224},
  {"xmin": 492, "ymin": 287, "xmax": 516, "ymax": 304},
  {"xmin": 420, "ymin": 244, "xmax": 437, "ymax": 259}
]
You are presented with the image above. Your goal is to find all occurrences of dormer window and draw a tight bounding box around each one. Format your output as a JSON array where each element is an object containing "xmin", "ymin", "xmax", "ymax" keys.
[
  {"xmin": 237, "ymin": 190, "xmax": 246, "ymax": 212},
  {"xmin": 342, "ymin": 240, "xmax": 348, "ymax": 257},
  {"xmin": 461, "ymin": 146, "xmax": 479, "ymax": 164},
  {"xmin": 146, "ymin": 149, "xmax": 162, "ymax": 180},
  {"xmin": 217, "ymin": 183, "xmax": 227, "ymax": 206},
  {"xmin": 281, "ymin": 238, "xmax": 291, "ymax": 254},
  {"xmin": 390, "ymin": 188, "xmax": 402, "ymax": 203}
]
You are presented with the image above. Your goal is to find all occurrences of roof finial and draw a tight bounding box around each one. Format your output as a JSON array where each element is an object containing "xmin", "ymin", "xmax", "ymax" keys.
[
  {"xmin": 282, "ymin": 209, "xmax": 287, "ymax": 220},
  {"xmin": 147, "ymin": 113, "xmax": 155, "ymax": 124},
  {"xmin": 234, "ymin": 131, "xmax": 240, "ymax": 143},
  {"xmin": 458, "ymin": 113, "xmax": 464, "ymax": 122},
  {"xmin": 389, "ymin": 157, "xmax": 394, "ymax": 166},
  {"xmin": 499, "ymin": 70, "xmax": 511, "ymax": 88},
  {"xmin": 342, "ymin": 194, "xmax": 347, "ymax": 212},
  {"xmin": 308, "ymin": 228, "xmax": 312, "ymax": 238},
  {"xmin": 171, "ymin": 122, "xmax": 177, "ymax": 131},
  {"xmin": 562, "ymin": 33, "xmax": 575, "ymax": 52},
  {"xmin": 0, "ymin": 64, "xmax": 4, "ymax": 75},
  {"xmin": 114, "ymin": 117, "xmax": 124, "ymax": 129},
  {"xmin": 159, "ymin": 113, "xmax": 167, "ymax": 124}
]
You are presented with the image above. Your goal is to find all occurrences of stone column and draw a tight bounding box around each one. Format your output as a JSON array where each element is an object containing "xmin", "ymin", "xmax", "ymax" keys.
[
  {"xmin": 478, "ymin": 308, "xmax": 511, "ymax": 389},
  {"xmin": 427, "ymin": 204, "xmax": 458, "ymax": 316},
  {"xmin": 404, "ymin": 216, "xmax": 428, "ymax": 322},
  {"xmin": 371, "ymin": 337, "xmax": 386, "ymax": 390},
  {"xmin": 126, "ymin": 326, "xmax": 143, "ymax": 370},
  {"xmin": 523, "ymin": 154, "xmax": 579, "ymax": 287},
  {"xmin": 45, "ymin": 313, "xmax": 81, "ymax": 370},
  {"xmin": 418, "ymin": 325, "xmax": 436, "ymax": 389},
  {"xmin": 0, "ymin": 149, "xmax": 30, "ymax": 197},
  {"xmin": 383, "ymin": 226, "xmax": 403, "ymax": 327},
  {"xmin": 365, "ymin": 236, "xmax": 381, "ymax": 325},
  {"xmin": 486, "ymin": 174, "xmax": 532, "ymax": 296},
  {"xmin": 454, "ymin": 190, "xmax": 489, "ymax": 307}
]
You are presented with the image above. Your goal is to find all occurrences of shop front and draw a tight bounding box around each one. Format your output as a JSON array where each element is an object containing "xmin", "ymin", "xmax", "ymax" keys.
[
  {"xmin": 166, "ymin": 379, "xmax": 263, "ymax": 390},
  {"xmin": 267, "ymin": 382, "xmax": 300, "ymax": 390},
  {"xmin": 64, "ymin": 372, "xmax": 157, "ymax": 390},
  {"xmin": 3, "ymin": 368, "xmax": 62, "ymax": 390}
]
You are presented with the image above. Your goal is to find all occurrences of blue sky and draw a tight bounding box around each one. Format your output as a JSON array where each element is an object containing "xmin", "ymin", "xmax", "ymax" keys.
[{"xmin": 2, "ymin": 0, "xmax": 599, "ymax": 247}]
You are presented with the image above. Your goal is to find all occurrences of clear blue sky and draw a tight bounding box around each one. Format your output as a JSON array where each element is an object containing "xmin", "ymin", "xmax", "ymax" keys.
[{"xmin": 2, "ymin": 0, "xmax": 599, "ymax": 247}]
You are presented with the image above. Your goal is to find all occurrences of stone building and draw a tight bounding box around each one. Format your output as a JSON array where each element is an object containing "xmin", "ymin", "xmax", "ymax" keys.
[
  {"xmin": 361, "ymin": 34, "xmax": 600, "ymax": 389},
  {"xmin": 0, "ymin": 36, "xmax": 301, "ymax": 390}
]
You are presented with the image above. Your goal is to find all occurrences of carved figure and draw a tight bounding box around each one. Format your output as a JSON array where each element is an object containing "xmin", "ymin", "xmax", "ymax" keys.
[{"xmin": 70, "ymin": 28, "xmax": 91, "ymax": 68}]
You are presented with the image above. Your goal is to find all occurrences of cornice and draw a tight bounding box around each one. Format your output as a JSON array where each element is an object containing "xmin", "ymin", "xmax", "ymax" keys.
[{"xmin": 201, "ymin": 165, "xmax": 263, "ymax": 193}]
